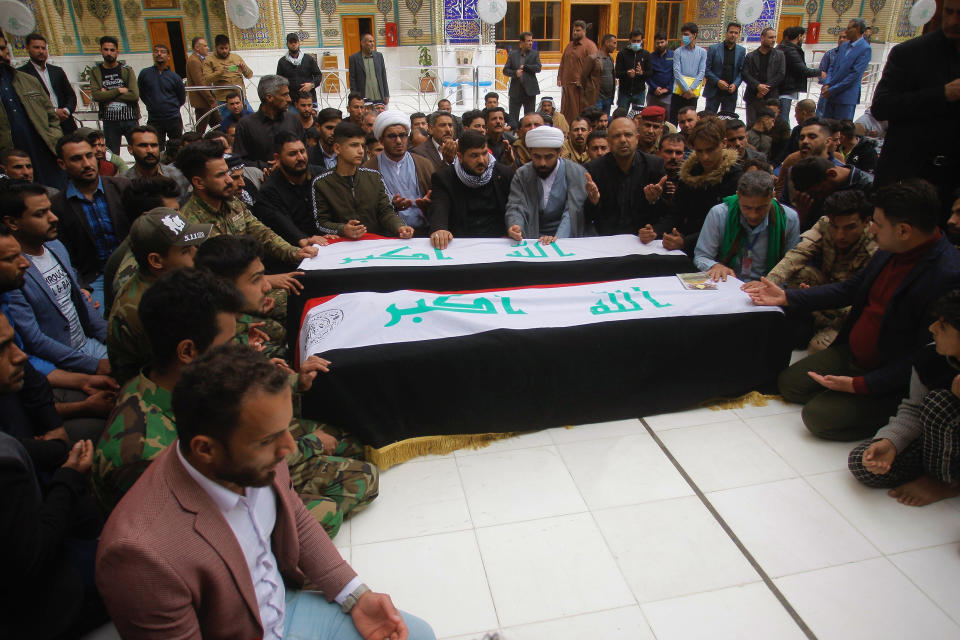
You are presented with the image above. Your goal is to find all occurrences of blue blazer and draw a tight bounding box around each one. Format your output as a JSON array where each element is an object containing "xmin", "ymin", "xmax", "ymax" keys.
[
  {"xmin": 703, "ymin": 42, "xmax": 746, "ymax": 99},
  {"xmin": 1, "ymin": 240, "xmax": 107, "ymax": 374},
  {"xmin": 824, "ymin": 37, "xmax": 872, "ymax": 106},
  {"xmin": 785, "ymin": 235, "xmax": 960, "ymax": 396}
]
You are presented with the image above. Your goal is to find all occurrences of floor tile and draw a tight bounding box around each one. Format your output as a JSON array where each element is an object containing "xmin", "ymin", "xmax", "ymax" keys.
[
  {"xmin": 547, "ymin": 418, "xmax": 645, "ymax": 445},
  {"xmin": 350, "ymin": 458, "xmax": 472, "ymax": 545},
  {"xmin": 775, "ymin": 557, "xmax": 960, "ymax": 639},
  {"xmin": 350, "ymin": 530, "xmax": 498, "ymax": 639},
  {"xmin": 475, "ymin": 513, "xmax": 635, "ymax": 627},
  {"xmin": 502, "ymin": 606, "xmax": 655, "ymax": 640},
  {"xmin": 457, "ymin": 446, "xmax": 587, "ymax": 527},
  {"xmin": 657, "ymin": 420, "xmax": 797, "ymax": 492},
  {"xmin": 594, "ymin": 497, "xmax": 759, "ymax": 603},
  {"xmin": 558, "ymin": 432, "xmax": 693, "ymax": 510},
  {"xmin": 890, "ymin": 544, "xmax": 960, "ymax": 625},
  {"xmin": 731, "ymin": 397, "xmax": 802, "ymax": 420},
  {"xmin": 332, "ymin": 519, "xmax": 350, "ymax": 548},
  {"xmin": 745, "ymin": 412, "xmax": 852, "ymax": 476},
  {"xmin": 708, "ymin": 478, "xmax": 879, "ymax": 577},
  {"xmin": 806, "ymin": 470, "xmax": 960, "ymax": 554},
  {"xmin": 643, "ymin": 406, "xmax": 737, "ymax": 431},
  {"xmin": 454, "ymin": 430, "xmax": 554, "ymax": 456},
  {"xmin": 642, "ymin": 582, "xmax": 807, "ymax": 640}
]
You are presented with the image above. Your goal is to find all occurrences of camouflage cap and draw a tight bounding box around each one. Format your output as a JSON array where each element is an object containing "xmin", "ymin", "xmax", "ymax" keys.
[{"xmin": 129, "ymin": 207, "xmax": 213, "ymax": 256}]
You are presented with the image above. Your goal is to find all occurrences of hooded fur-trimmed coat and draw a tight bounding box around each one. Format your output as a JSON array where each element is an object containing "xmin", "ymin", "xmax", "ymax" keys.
[{"xmin": 671, "ymin": 148, "xmax": 743, "ymax": 238}]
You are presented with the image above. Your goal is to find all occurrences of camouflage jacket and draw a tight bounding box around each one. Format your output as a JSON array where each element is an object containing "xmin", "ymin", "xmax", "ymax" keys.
[
  {"xmin": 766, "ymin": 215, "xmax": 877, "ymax": 287},
  {"xmin": 92, "ymin": 372, "xmax": 175, "ymax": 512},
  {"xmin": 110, "ymin": 247, "xmax": 138, "ymax": 309},
  {"xmin": 561, "ymin": 140, "xmax": 590, "ymax": 165},
  {"xmin": 107, "ymin": 270, "xmax": 156, "ymax": 387},
  {"xmin": 181, "ymin": 194, "xmax": 299, "ymax": 265}
]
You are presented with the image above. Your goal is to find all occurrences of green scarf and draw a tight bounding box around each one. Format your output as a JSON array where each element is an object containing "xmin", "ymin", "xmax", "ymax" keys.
[{"xmin": 719, "ymin": 194, "xmax": 786, "ymax": 275}]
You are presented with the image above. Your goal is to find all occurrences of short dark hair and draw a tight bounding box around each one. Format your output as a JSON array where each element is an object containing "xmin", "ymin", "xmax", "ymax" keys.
[
  {"xmin": 0, "ymin": 149, "xmax": 30, "ymax": 164},
  {"xmin": 580, "ymin": 105, "xmax": 602, "ymax": 123},
  {"xmin": 629, "ymin": 29, "xmax": 644, "ymax": 39},
  {"xmin": 871, "ymin": 179, "xmax": 940, "ymax": 233},
  {"xmin": 934, "ymin": 289, "xmax": 960, "ymax": 331},
  {"xmin": 654, "ymin": 31, "xmax": 667, "ymax": 41},
  {"xmin": 756, "ymin": 107, "xmax": 776, "ymax": 120},
  {"xmin": 743, "ymin": 157, "xmax": 773, "ymax": 173},
  {"xmin": 173, "ymin": 343, "xmax": 290, "ymax": 450},
  {"xmin": 410, "ymin": 112, "xmax": 427, "ymax": 123},
  {"xmin": 214, "ymin": 34, "xmax": 229, "ymax": 47},
  {"xmin": 164, "ymin": 138, "xmax": 186, "ymax": 162},
  {"xmin": 660, "ymin": 132, "xmax": 686, "ymax": 147},
  {"xmin": 458, "ymin": 130, "xmax": 487, "ymax": 154},
  {"xmin": 573, "ymin": 20, "xmax": 587, "ymax": 29},
  {"xmin": 0, "ymin": 183, "xmax": 49, "ymax": 219},
  {"xmin": 175, "ymin": 140, "xmax": 226, "ymax": 181},
  {"xmin": 681, "ymin": 22, "xmax": 698, "ymax": 35},
  {"xmin": 273, "ymin": 131, "xmax": 304, "ymax": 154},
  {"xmin": 55, "ymin": 132, "xmax": 91, "ymax": 159},
  {"xmin": 126, "ymin": 124, "xmax": 160, "ymax": 145},
  {"xmin": 437, "ymin": 98, "xmax": 452, "ymax": 108},
  {"xmin": 484, "ymin": 106, "xmax": 507, "ymax": 119},
  {"xmin": 317, "ymin": 107, "xmax": 343, "ymax": 127},
  {"xmin": 295, "ymin": 90, "xmax": 313, "ymax": 102},
  {"xmin": 823, "ymin": 189, "xmax": 872, "ymax": 220},
  {"xmin": 519, "ymin": 31, "xmax": 533, "ymax": 40},
  {"xmin": 602, "ymin": 33, "xmax": 617, "ymax": 45},
  {"xmin": 365, "ymin": 134, "xmax": 379, "ymax": 147},
  {"xmin": 823, "ymin": 118, "xmax": 842, "ymax": 134},
  {"xmin": 611, "ymin": 107, "xmax": 629, "ymax": 119},
  {"xmin": 677, "ymin": 105, "xmax": 697, "ymax": 117},
  {"xmin": 121, "ymin": 177, "xmax": 180, "ymax": 226},
  {"xmin": 727, "ymin": 22, "xmax": 742, "ymax": 31},
  {"xmin": 195, "ymin": 234, "xmax": 262, "ymax": 281},
  {"xmin": 332, "ymin": 121, "xmax": 365, "ymax": 144},
  {"xmin": 783, "ymin": 26, "xmax": 806, "ymax": 40},
  {"xmin": 586, "ymin": 130, "xmax": 608, "ymax": 146},
  {"xmin": 83, "ymin": 129, "xmax": 105, "ymax": 145},
  {"xmin": 725, "ymin": 119, "xmax": 746, "ymax": 132},
  {"xmin": 347, "ymin": 92, "xmax": 364, "ymax": 103},
  {"xmin": 225, "ymin": 91, "xmax": 241, "ymax": 101},
  {"xmin": 763, "ymin": 97, "xmax": 780, "ymax": 108},
  {"xmin": 428, "ymin": 111, "xmax": 454, "ymax": 127},
  {"xmin": 838, "ymin": 119, "xmax": 857, "ymax": 138},
  {"xmin": 191, "ymin": 36, "xmax": 204, "ymax": 48},
  {"xmin": 99, "ymin": 36, "xmax": 119, "ymax": 47},
  {"xmin": 462, "ymin": 109, "xmax": 485, "ymax": 128},
  {"xmin": 24, "ymin": 33, "xmax": 45, "ymax": 45},
  {"xmin": 304, "ymin": 127, "xmax": 321, "ymax": 141},
  {"xmin": 153, "ymin": 43, "xmax": 170, "ymax": 53},
  {"xmin": 484, "ymin": 92, "xmax": 499, "ymax": 102},
  {"xmin": 181, "ymin": 131, "xmax": 204, "ymax": 144},
  {"xmin": 141, "ymin": 268, "xmax": 245, "ymax": 371},
  {"xmin": 800, "ymin": 118, "xmax": 832, "ymax": 138},
  {"xmin": 789, "ymin": 156, "xmax": 834, "ymax": 192},
  {"xmin": 203, "ymin": 128, "xmax": 229, "ymax": 143}
]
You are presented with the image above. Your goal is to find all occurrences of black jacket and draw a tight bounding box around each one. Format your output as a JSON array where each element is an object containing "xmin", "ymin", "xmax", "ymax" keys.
[
  {"xmin": 49, "ymin": 175, "xmax": 131, "ymax": 287},
  {"xmin": 585, "ymin": 151, "xmax": 667, "ymax": 236},
  {"xmin": 348, "ymin": 51, "xmax": 390, "ymax": 100},
  {"xmin": 845, "ymin": 138, "xmax": 878, "ymax": 174},
  {"xmin": 776, "ymin": 41, "xmax": 818, "ymax": 95},
  {"xmin": 670, "ymin": 152, "xmax": 743, "ymax": 241},
  {"xmin": 276, "ymin": 54, "xmax": 324, "ymax": 103},
  {"xmin": 233, "ymin": 109, "xmax": 305, "ymax": 168},
  {"xmin": 786, "ymin": 234, "xmax": 960, "ymax": 395},
  {"xmin": 253, "ymin": 164, "xmax": 325, "ymax": 244},
  {"xmin": 742, "ymin": 47, "xmax": 786, "ymax": 100},
  {"xmin": 614, "ymin": 47, "xmax": 653, "ymax": 97},
  {"xmin": 871, "ymin": 30, "xmax": 960, "ymax": 186},
  {"xmin": 503, "ymin": 48, "xmax": 542, "ymax": 98},
  {"xmin": 16, "ymin": 60, "xmax": 77, "ymax": 133},
  {"xmin": 429, "ymin": 163, "xmax": 515, "ymax": 238}
]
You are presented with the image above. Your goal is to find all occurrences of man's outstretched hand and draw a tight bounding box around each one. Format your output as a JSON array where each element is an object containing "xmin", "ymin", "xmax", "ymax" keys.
[
  {"xmin": 351, "ymin": 591, "xmax": 408, "ymax": 640},
  {"xmin": 744, "ymin": 277, "xmax": 788, "ymax": 306}
]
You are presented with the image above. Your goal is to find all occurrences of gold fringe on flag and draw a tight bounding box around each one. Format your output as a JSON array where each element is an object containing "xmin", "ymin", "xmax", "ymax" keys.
[
  {"xmin": 364, "ymin": 432, "xmax": 523, "ymax": 471},
  {"xmin": 703, "ymin": 391, "xmax": 783, "ymax": 411}
]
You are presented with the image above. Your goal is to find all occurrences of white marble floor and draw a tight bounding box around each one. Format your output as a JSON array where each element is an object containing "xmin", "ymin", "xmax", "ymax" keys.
[{"xmin": 339, "ymin": 399, "xmax": 960, "ymax": 640}]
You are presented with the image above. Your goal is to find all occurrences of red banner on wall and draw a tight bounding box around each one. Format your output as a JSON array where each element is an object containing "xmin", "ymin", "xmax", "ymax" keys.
[{"xmin": 806, "ymin": 22, "xmax": 821, "ymax": 44}]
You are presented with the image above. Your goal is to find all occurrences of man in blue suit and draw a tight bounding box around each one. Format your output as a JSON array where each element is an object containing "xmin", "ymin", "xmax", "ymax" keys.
[
  {"xmin": 822, "ymin": 18, "xmax": 872, "ymax": 121},
  {"xmin": 1, "ymin": 184, "xmax": 109, "ymax": 376},
  {"xmin": 704, "ymin": 22, "xmax": 746, "ymax": 114}
]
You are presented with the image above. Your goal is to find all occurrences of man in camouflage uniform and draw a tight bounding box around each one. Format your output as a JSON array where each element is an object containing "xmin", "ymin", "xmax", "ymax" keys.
[
  {"xmin": 93, "ymin": 268, "xmax": 377, "ymax": 537},
  {"xmin": 106, "ymin": 209, "xmax": 212, "ymax": 386},
  {"xmin": 762, "ymin": 190, "xmax": 877, "ymax": 351}
]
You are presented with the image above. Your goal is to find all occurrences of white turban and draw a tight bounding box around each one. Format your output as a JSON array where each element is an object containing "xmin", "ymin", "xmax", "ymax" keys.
[
  {"xmin": 524, "ymin": 126, "xmax": 565, "ymax": 149},
  {"xmin": 374, "ymin": 110, "xmax": 410, "ymax": 140}
]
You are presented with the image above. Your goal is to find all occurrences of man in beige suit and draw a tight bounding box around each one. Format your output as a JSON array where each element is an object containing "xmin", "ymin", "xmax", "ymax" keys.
[
  {"xmin": 186, "ymin": 36, "xmax": 220, "ymax": 135},
  {"xmin": 96, "ymin": 343, "xmax": 436, "ymax": 640}
]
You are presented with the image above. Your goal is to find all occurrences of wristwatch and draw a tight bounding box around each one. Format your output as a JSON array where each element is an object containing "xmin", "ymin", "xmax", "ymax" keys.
[{"xmin": 340, "ymin": 583, "xmax": 371, "ymax": 613}]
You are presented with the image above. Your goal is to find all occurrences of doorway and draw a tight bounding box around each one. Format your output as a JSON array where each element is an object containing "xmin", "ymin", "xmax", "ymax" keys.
[
  {"xmin": 146, "ymin": 19, "xmax": 187, "ymax": 77},
  {"xmin": 342, "ymin": 15, "xmax": 376, "ymax": 87},
  {"xmin": 570, "ymin": 5, "xmax": 607, "ymax": 44},
  {"xmin": 779, "ymin": 15, "xmax": 803, "ymax": 41}
]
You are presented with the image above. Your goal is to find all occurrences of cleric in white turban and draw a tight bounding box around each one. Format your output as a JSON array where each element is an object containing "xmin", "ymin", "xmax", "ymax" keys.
[
  {"xmin": 373, "ymin": 110, "xmax": 410, "ymax": 141},
  {"xmin": 524, "ymin": 125, "xmax": 565, "ymax": 150},
  {"xmin": 504, "ymin": 126, "xmax": 591, "ymax": 243}
]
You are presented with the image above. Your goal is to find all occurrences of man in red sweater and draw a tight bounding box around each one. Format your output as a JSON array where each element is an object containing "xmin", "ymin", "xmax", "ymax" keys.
[{"xmin": 747, "ymin": 179, "xmax": 960, "ymax": 440}]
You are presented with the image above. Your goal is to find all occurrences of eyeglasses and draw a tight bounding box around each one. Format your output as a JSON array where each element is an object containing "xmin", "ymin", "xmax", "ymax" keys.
[{"xmin": 385, "ymin": 132, "xmax": 409, "ymax": 140}]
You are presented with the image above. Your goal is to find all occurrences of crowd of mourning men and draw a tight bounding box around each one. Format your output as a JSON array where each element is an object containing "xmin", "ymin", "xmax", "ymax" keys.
[{"xmin": 1, "ymin": 1, "xmax": 960, "ymax": 636}]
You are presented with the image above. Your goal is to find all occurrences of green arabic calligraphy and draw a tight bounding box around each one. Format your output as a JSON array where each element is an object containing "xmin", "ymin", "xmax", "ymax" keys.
[
  {"xmin": 385, "ymin": 294, "xmax": 526, "ymax": 326},
  {"xmin": 506, "ymin": 240, "xmax": 575, "ymax": 259},
  {"xmin": 590, "ymin": 287, "xmax": 672, "ymax": 315},
  {"xmin": 342, "ymin": 246, "xmax": 450, "ymax": 264}
]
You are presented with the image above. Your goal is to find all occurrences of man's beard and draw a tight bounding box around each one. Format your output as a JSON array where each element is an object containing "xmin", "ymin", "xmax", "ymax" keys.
[
  {"xmin": 137, "ymin": 154, "xmax": 159, "ymax": 168},
  {"xmin": 213, "ymin": 450, "xmax": 282, "ymax": 489},
  {"xmin": 948, "ymin": 223, "xmax": 960, "ymax": 246},
  {"xmin": 465, "ymin": 161, "xmax": 487, "ymax": 176},
  {"xmin": 534, "ymin": 163, "xmax": 557, "ymax": 179},
  {"xmin": 284, "ymin": 161, "xmax": 308, "ymax": 176}
]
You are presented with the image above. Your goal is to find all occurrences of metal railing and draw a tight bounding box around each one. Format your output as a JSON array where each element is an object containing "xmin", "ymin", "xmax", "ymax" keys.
[{"xmin": 184, "ymin": 84, "xmax": 246, "ymax": 131}]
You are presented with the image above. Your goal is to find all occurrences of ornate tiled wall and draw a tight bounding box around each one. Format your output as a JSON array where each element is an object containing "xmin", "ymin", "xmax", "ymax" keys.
[{"xmin": 444, "ymin": 0, "xmax": 480, "ymax": 43}]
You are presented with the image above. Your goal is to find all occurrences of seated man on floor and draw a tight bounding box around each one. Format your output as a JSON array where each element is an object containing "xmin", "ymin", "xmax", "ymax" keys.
[
  {"xmin": 753, "ymin": 190, "xmax": 877, "ymax": 352},
  {"xmin": 747, "ymin": 179, "xmax": 960, "ymax": 441},
  {"xmin": 0, "ymin": 312, "xmax": 109, "ymax": 639},
  {"xmin": 693, "ymin": 170, "xmax": 800, "ymax": 282},
  {"xmin": 106, "ymin": 209, "xmax": 212, "ymax": 386},
  {"xmin": 786, "ymin": 154, "xmax": 874, "ymax": 231},
  {"xmin": 429, "ymin": 130, "xmax": 516, "ymax": 250},
  {"xmin": 848, "ymin": 289, "xmax": 960, "ymax": 506},
  {"xmin": 505, "ymin": 126, "xmax": 593, "ymax": 243},
  {"xmin": 511, "ymin": 112, "xmax": 545, "ymax": 166},
  {"xmin": 313, "ymin": 122, "xmax": 415, "ymax": 240},
  {"xmin": 94, "ymin": 268, "xmax": 378, "ymax": 537},
  {"xmin": 1, "ymin": 184, "xmax": 110, "ymax": 376},
  {"xmin": 95, "ymin": 343, "xmax": 425, "ymax": 639}
]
